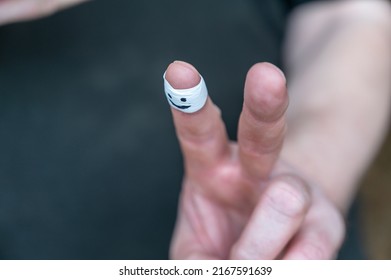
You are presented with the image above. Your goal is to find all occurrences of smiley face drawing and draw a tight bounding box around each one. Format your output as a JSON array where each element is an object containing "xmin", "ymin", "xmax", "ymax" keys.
[
  {"xmin": 166, "ymin": 93, "xmax": 191, "ymax": 110},
  {"xmin": 163, "ymin": 72, "xmax": 208, "ymax": 113}
]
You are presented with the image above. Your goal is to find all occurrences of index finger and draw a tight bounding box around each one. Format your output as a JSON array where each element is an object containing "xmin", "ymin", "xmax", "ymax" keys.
[{"xmin": 164, "ymin": 61, "xmax": 230, "ymax": 173}]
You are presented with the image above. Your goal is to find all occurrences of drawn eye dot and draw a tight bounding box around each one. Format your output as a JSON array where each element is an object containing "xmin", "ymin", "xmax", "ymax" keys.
[
  {"xmin": 167, "ymin": 93, "xmax": 172, "ymax": 99},
  {"xmin": 180, "ymin": 98, "xmax": 187, "ymax": 102}
]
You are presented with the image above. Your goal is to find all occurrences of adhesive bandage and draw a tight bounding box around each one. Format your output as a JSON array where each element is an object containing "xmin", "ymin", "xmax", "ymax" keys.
[{"xmin": 163, "ymin": 72, "xmax": 208, "ymax": 113}]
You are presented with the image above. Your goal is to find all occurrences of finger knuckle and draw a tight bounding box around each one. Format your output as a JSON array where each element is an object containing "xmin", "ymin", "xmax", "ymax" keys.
[
  {"xmin": 297, "ymin": 242, "xmax": 329, "ymax": 260},
  {"xmin": 230, "ymin": 243, "xmax": 255, "ymax": 260},
  {"xmin": 264, "ymin": 181, "xmax": 310, "ymax": 220}
]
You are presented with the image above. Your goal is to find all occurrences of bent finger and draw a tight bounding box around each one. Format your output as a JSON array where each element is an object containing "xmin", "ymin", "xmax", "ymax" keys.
[
  {"xmin": 230, "ymin": 176, "xmax": 311, "ymax": 259},
  {"xmin": 283, "ymin": 199, "xmax": 345, "ymax": 259}
]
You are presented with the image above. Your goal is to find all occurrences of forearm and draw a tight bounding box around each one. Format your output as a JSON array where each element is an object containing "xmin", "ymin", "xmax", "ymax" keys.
[
  {"xmin": 0, "ymin": 0, "xmax": 89, "ymax": 26},
  {"xmin": 281, "ymin": 0, "xmax": 391, "ymax": 213}
]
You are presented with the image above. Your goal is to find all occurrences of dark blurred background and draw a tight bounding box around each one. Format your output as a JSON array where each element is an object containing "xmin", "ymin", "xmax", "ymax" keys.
[
  {"xmin": 359, "ymin": 126, "xmax": 391, "ymax": 259},
  {"xmin": 0, "ymin": 0, "xmax": 387, "ymax": 259}
]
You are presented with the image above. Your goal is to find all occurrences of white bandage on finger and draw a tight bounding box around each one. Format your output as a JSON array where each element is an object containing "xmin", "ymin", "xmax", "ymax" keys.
[{"xmin": 163, "ymin": 71, "xmax": 208, "ymax": 113}]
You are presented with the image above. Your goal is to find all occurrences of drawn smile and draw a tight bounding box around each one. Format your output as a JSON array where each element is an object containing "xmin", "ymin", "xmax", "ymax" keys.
[{"xmin": 169, "ymin": 99, "xmax": 191, "ymax": 110}]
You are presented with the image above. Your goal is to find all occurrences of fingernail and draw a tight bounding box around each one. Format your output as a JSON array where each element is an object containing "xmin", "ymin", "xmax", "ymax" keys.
[{"xmin": 163, "ymin": 63, "xmax": 208, "ymax": 114}]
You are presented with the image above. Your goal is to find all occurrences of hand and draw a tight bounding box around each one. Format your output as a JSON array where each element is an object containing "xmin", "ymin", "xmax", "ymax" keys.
[
  {"xmin": 166, "ymin": 61, "xmax": 345, "ymax": 259},
  {"xmin": 0, "ymin": 0, "xmax": 89, "ymax": 25}
]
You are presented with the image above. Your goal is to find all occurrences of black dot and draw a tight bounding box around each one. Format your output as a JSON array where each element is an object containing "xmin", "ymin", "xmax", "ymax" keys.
[
  {"xmin": 180, "ymin": 98, "xmax": 187, "ymax": 102},
  {"xmin": 167, "ymin": 93, "xmax": 172, "ymax": 98}
]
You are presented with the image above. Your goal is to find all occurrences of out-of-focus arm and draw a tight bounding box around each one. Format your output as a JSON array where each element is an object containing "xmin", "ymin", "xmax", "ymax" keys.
[
  {"xmin": 0, "ymin": 0, "xmax": 89, "ymax": 26},
  {"xmin": 282, "ymin": 0, "xmax": 391, "ymax": 213}
]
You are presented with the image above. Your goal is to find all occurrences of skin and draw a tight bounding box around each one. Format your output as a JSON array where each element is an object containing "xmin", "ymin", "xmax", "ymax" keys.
[
  {"xmin": 0, "ymin": 0, "xmax": 89, "ymax": 25},
  {"xmin": 168, "ymin": 0, "xmax": 391, "ymax": 259},
  {"xmin": 166, "ymin": 61, "xmax": 344, "ymax": 260},
  {"xmin": 1, "ymin": 0, "xmax": 390, "ymax": 259}
]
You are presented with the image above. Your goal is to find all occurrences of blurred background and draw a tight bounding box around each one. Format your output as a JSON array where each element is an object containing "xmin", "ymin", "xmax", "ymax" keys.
[
  {"xmin": 360, "ymin": 127, "xmax": 391, "ymax": 259},
  {"xmin": 0, "ymin": 0, "xmax": 390, "ymax": 259}
]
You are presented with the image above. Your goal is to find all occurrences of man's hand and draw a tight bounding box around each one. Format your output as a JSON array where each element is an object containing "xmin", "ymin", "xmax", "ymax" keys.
[
  {"xmin": 166, "ymin": 61, "xmax": 345, "ymax": 259},
  {"xmin": 0, "ymin": 0, "xmax": 89, "ymax": 26}
]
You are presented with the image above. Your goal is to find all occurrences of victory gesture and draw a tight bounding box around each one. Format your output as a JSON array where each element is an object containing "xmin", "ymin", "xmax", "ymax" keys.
[{"xmin": 164, "ymin": 61, "xmax": 345, "ymax": 259}]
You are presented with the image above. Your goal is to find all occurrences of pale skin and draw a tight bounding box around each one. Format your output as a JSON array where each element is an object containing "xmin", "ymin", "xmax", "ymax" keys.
[
  {"xmin": 167, "ymin": 61, "xmax": 347, "ymax": 260},
  {"xmin": 0, "ymin": 0, "xmax": 88, "ymax": 25},
  {"xmin": 1, "ymin": 0, "xmax": 390, "ymax": 259},
  {"xmin": 168, "ymin": 0, "xmax": 391, "ymax": 259}
]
